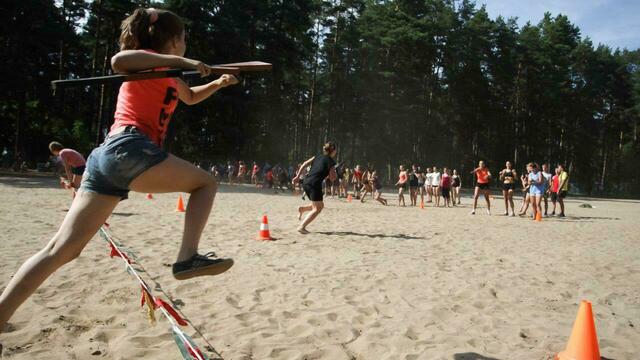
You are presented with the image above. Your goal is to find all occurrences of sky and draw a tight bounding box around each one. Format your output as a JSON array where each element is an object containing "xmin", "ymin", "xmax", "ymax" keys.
[{"xmin": 479, "ymin": 0, "xmax": 640, "ymax": 50}]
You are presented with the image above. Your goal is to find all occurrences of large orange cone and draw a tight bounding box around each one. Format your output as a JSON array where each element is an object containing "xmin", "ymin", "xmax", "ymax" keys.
[
  {"xmin": 256, "ymin": 215, "xmax": 274, "ymax": 241},
  {"xmin": 146, "ymin": 193, "xmax": 153, "ymax": 200},
  {"xmin": 556, "ymin": 300, "xmax": 601, "ymax": 360},
  {"xmin": 176, "ymin": 194, "xmax": 185, "ymax": 212}
]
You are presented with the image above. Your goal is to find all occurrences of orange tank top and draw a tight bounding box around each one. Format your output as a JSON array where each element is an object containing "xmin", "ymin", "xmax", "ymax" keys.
[
  {"xmin": 476, "ymin": 168, "xmax": 490, "ymax": 184},
  {"xmin": 110, "ymin": 50, "xmax": 179, "ymax": 146}
]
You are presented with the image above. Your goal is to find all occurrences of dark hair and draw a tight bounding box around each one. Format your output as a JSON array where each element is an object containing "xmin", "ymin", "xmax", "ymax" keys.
[
  {"xmin": 322, "ymin": 142, "xmax": 336, "ymax": 155},
  {"xmin": 119, "ymin": 8, "xmax": 184, "ymax": 52},
  {"xmin": 49, "ymin": 141, "xmax": 64, "ymax": 153}
]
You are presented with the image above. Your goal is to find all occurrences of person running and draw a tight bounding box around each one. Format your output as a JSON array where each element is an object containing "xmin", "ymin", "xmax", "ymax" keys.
[
  {"xmin": 395, "ymin": 165, "xmax": 408, "ymax": 207},
  {"xmin": 470, "ymin": 161, "xmax": 492, "ymax": 215},
  {"xmin": 498, "ymin": 161, "xmax": 517, "ymax": 216},
  {"xmin": 557, "ymin": 164, "xmax": 569, "ymax": 217},
  {"xmin": 528, "ymin": 163, "xmax": 545, "ymax": 220},
  {"xmin": 371, "ymin": 170, "xmax": 388, "ymax": 205},
  {"xmin": 425, "ymin": 168, "xmax": 433, "ymax": 203},
  {"xmin": 541, "ymin": 163, "xmax": 553, "ymax": 216},
  {"xmin": 451, "ymin": 169, "xmax": 461, "ymax": 205},
  {"xmin": 431, "ymin": 166, "xmax": 442, "ymax": 207},
  {"xmin": 409, "ymin": 165, "xmax": 419, "ymax": 206},
  {"xmin": 359, "ymin": 169, "xmax": 374, "ymax": 203},
  {"xmin": 0, "ymin": 8, "xmax": 238, "ymax": 331},
  {"xmin": 550, "ymin": 167, "xmax": 560, "ymax": 216},
  {"xmin": 48, "ymin": 142, "xmax": 86, "ymax": 190},
  {"xmin": 293, "ymin": 142, "xmax": 338, "ymax": 234},
  {"xmin": 440, "ymin": 167, "xmax": 452, "ymax": 207}
]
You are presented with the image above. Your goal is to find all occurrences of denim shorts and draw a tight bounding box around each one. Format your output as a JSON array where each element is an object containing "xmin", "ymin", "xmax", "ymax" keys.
[{"xmin": 80, "ymin": 129, "xmax": 168, "ymax": 199}]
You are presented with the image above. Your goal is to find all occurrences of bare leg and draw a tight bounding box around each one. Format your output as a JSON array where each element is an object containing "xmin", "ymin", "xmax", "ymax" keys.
[
  {"xmin": 503, "ymin": 189, "xmax": 509, "ymax": 215},
  {"xmin": 471, "ymin": 187, "xmax": 480, "ymax": 213},
  {"xmin": 298, "ymin": 201, "xmax": 324, "ymax": 233},
  {"xmin": 484, "ymin": 190, "xmax": 491, "ymax": 213},
  {"xmin": 0, "ymin": 192, "xmax": 120, "ymax": 330},
  {"xmin": 298, "ymin": 205, "xmax": 313, "ymax": 220},
  {"xmin": 508, "ymin": 190, "xmax": 515, "ymax": 215},
  {"xmin": 129, "ymin": 154, "xmax": 218, "ymax": 262}
]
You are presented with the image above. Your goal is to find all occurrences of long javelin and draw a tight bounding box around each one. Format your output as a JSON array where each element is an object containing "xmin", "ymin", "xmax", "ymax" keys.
[{"xmin": 51, "ymin": 61, "xmax": 272, "ymax": 90}]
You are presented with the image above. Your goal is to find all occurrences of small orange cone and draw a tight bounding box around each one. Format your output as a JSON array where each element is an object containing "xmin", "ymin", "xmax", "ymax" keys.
[
  {"xmin": 256, "ymin": 215, "xmax": 274, "ymax": 241},
  {"xmin": 556, "ymin": 300, "xmax": 601, "ymax": 360},
  {"xmin": 146, "ymin": 193, "xmax": 153, "ymax": 200},
  {"xmin": 535, "ymin": 211, "xmax": 542, "ymax": 222},
  {"xmin": 176, "ymin": 194, "xmax": 185, "ymax": 212},
  {"xmin": 347, "ymin": 194, "xmax": 353, "ymax": 202},
  {"xmin": 420, "ymin": 199, "xmax": 425, "ymax": 209}
]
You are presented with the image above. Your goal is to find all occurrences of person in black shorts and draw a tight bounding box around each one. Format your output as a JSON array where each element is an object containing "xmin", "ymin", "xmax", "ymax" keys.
[
  {"xmin": 409, "ymin": 165, "xmax": 420, "ymax": 206},
  {"xmin": 292, "ymin": 142, "xmax": 338, "ymax": 234},
  {"xmin": 498, "ymin": 161, "xmax": 517, "ymax": 216}
]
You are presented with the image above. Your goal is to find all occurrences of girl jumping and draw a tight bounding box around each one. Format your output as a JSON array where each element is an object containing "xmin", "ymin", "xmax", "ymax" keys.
[{"xmin": 0, "ymin": 8, "xmax": 238, "ymax": 331}]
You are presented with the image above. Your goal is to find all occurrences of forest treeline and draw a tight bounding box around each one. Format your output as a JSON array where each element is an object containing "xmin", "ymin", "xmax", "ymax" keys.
[{"xmin": 0, "ymin": 0, "xmax": 638, "ymax": 196}]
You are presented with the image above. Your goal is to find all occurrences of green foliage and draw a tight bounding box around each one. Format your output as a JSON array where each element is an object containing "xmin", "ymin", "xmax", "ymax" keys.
[{"xmin": 0, "ymin": 0, "xmax": 638, "ymax": 196}]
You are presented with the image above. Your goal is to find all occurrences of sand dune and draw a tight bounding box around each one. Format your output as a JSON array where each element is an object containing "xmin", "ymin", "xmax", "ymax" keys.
[{"xmin": 1, "ymin": 175, "xmax": 638, "ymax": 359}]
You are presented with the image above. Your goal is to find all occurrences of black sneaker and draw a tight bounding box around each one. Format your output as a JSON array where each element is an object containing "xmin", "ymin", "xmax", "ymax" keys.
[{"xmin": 172, "ymin": 252, "xmax": 234, "ymax": 280}]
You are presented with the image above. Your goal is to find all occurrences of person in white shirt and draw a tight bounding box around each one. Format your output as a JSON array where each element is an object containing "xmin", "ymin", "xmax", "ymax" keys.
[
  {"xmin": 431, "ymin": 166, "xmax": 442, "ymax": 207},
  {"xmin": 425, "ymin": 168, "xmax": 433, "ymax": 203}
]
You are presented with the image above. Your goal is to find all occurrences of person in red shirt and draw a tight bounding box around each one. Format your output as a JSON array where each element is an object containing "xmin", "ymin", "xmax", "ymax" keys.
[
  {"xmin": 550, "ymin": 167, "xmax": 561, "ymax": 216},
  {"xmin": 352, "ymin": 165, "xmax": 363, "ymax": 199},
  {"xmin": 251, "ymin": 162, "xmax": 260, "ymax": 185},
  {"xmin": 470, "ymin": 160, "xmax": 492, "ymax": 215},
  {"xmin": 48, "ymin": 142, "xmax": 86, "ymax": 190},
  {"xmin": 0, "ymin": 8, "xmax": 239, "ymax": 330},
  {"xmin": 440, "ymin": 167, "xmax": 452, "ymax": 208},
  {"xmin": 395, "ymin": 165, "xmax": 408, "ymax": 207}
]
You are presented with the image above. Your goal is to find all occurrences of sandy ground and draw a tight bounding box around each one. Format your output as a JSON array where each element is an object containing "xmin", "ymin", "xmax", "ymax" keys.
[{"xmin": 0, "ymin": 175, "xmax": 638, "ymax": 360}]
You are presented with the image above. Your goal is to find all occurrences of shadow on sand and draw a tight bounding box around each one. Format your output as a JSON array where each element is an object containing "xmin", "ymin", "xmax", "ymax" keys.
[
  {"xmin": 453, "ymin": 353, "xmax": 500, "ymax": 360},
  {"xmin": 316, "ymin": 231, "xmax": 424, "ymax": 240}
]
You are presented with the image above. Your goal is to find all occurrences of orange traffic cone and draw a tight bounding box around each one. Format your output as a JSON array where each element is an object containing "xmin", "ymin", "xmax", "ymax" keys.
[
  {"xmin": 347, "ymin": 194, "xmax": 353, "ymax": 203},
  {"xmin": 420, "ymin": 199, "xmax": 425, "ymax": 209},
  {"xmin": 556, "ymin": 300, "xmax": 601, "ymax": 360},
  {"xmin": 535, "ymin": 211, "xmax": 542, "ymax": 222},
  {"xmin": 146, "ymin": 193, "xmax": 153, "ymax": 200},
  {"xmin": 256, "ymin": 215, "xmax": 274, "ymax": 241},
  {"xmin": 176, "ymin": 194, "xmax": 185, "ymax": 212}
]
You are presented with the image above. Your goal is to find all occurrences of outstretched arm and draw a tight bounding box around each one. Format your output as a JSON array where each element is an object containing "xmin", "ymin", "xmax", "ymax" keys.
[
  {"xmin": 111, "ymin": 50, "xmax": 210, "ymax": 74},
  {"xmin": 175, "ymin": 75, "xmax": 238, "ymax": 105}
]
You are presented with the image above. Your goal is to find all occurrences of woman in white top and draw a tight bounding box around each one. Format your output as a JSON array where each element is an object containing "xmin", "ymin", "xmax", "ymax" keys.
[
  {"xmin": 425, "ymin": 168, "xmax": 433, "ymax": 203},
  {"xmin": 431, "ymin": 166, "xmax": 441, "ymax": 207}
]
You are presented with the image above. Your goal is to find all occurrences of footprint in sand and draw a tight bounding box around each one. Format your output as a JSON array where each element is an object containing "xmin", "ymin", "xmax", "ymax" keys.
[{"xmin": 225, "ymin": 293, "xmax": 241, "ymax": 309}]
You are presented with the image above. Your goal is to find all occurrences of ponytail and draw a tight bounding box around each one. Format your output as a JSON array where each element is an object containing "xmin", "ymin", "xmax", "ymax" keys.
[{"xmin": 119, "ymin": 8, "xmax": 184, "ymax": 52}]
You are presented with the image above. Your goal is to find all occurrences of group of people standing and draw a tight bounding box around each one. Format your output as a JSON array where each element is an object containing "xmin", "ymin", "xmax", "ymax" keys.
[
  {"xmin": 469, "ymin": 160, "xmax": 570, "ymax": 218},
  {"xmin": 395, "ymin": 166, "xmax": 462, "ymax": 208}
]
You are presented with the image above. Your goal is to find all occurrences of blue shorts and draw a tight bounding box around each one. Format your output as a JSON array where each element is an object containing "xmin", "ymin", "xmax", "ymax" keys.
[
  {"xmin": 529, "ymin": 185, "xmax": 544, "ymax": 196},
  {"xmin": 80, "ymin": 129, "xmax": 168, "ymax": 199}
]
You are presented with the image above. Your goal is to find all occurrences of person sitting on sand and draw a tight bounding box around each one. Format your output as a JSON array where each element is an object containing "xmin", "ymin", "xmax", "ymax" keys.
[{"xmin": 293, "ymin": 142, "xmax": 338, "ymax": 234}]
